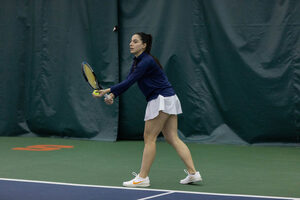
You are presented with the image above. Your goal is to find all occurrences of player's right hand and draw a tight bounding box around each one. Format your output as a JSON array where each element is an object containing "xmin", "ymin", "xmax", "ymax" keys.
[{"xmin": 104, "ymin": 93, "xmax": 114, "ymax": 105}]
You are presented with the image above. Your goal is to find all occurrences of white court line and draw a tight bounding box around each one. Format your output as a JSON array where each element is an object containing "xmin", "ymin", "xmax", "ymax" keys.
[
  {"xmin": 137, "ymin": 191, "xmax": 174, "ymax": 200},
  {"xmin": 0, "ymin": 178, "xmax": 297, "ymax": 200}
]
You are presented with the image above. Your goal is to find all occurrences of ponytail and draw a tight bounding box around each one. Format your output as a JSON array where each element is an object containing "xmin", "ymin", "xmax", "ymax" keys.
[{"xmin": 134, "ymin": 32, "xmax": 163, "ymax": 69}]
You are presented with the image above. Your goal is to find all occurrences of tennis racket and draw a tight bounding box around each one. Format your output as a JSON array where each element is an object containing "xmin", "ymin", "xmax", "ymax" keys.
[{"xmin": 81, "ymin": 61, "xmax": 109, "ymax": 98}]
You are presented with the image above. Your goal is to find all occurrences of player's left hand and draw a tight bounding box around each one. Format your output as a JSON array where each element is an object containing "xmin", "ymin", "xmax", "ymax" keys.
[{"xmin": 92, "ymin": 89, "xmax": 109, "ymax": 98}]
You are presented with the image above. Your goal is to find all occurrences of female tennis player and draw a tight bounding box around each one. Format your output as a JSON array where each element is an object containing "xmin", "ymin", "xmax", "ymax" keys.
[{"xmin": 93, "ymin": 32, "xmax": 202, "ymax": 187}]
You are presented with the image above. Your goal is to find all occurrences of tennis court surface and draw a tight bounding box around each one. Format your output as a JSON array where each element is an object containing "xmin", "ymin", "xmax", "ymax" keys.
[
  {"xmin": 0, "ymin": 137, "xmax": 299, "ymax": 199},
  {"xmin": 0, "ymin": 178, "xmax": 298, "ymax": 200}
]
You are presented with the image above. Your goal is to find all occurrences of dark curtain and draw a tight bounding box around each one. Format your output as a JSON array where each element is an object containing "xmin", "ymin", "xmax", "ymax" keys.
[{"xmin": 0, "ymin": 0, "xmax": 299, "ymax": 144}]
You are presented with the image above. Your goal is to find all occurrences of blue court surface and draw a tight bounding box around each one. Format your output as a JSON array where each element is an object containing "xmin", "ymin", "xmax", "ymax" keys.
[{"xmin": 0, "ymin": 178, "xmax": 298, "ymax": 200}]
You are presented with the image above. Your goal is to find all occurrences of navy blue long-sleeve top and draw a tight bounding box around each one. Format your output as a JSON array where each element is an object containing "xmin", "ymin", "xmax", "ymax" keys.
[{"xmin": 110, "ymin": 52, "xmax": 175, "ymax": 102}]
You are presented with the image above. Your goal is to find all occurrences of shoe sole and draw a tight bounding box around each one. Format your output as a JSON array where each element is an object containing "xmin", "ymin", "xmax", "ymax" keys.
[
  {"xmin": 123, "ymin": 183, "xmax": 150, "ymax": 188},
  {"xmin": 180, "ymin": 178, "xmax": 202, "ymax": 184}
]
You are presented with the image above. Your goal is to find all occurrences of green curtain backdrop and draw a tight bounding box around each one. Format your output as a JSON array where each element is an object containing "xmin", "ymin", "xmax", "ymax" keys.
[
  {"xmin": 0, "ymin": 0, "xmax": 299, "ymax": 144},
  {"xmin": 0, "ymin": 0, "xmax": 119, "ymax": 141}
]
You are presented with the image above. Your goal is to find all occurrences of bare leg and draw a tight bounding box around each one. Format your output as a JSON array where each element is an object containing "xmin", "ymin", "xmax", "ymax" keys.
[
  {"xmin": 162, "ymin": 115, "xmax": 197, "ymax": 174},
  {"xmin": 139, "ymin": 111, "xmax": 170, "ymax": 178}
]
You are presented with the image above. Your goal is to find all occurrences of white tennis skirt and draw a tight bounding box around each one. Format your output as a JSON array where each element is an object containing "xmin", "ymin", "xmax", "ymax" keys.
[{"xmin": 144, "ymin": 94, "xmax": 183, "ymax": 121}]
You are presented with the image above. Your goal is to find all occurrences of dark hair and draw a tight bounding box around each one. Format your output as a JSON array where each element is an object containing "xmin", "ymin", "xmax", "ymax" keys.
[{"xmin": 134, "ymin": 32, "xmax": 163, "ymax": 69}]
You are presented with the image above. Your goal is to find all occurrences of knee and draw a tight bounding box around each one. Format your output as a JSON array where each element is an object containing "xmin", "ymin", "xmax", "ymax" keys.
[
  {"xmin": 143, "ymin": 131, "xmax": 158, "ymax": 145},
  {"xmin": 164, "ymin": 135, "xmax": 180, "ymax": 146}
]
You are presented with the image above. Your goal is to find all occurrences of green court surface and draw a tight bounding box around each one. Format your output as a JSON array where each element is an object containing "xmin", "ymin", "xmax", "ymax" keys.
[{"xmin": 0, "ymin": 137, "xmax": 299, "ymax": 198}]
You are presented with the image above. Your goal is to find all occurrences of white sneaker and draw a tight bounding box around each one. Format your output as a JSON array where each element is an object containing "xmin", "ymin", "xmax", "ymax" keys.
[
  {"xmin": 180, "ymin": 169, "xmax": 202, "ymax": 184},
  {"xmin": 123, "ymin": 172, "xmax": 150, "ymax": 187}
]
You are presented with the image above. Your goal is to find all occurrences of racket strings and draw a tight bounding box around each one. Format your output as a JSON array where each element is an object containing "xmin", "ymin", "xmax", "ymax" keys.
[{"xmin": 83, "ymin": 65, "xmax": 98, "ymax": 89}]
